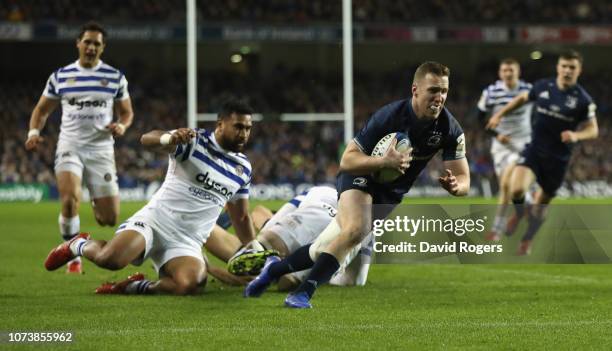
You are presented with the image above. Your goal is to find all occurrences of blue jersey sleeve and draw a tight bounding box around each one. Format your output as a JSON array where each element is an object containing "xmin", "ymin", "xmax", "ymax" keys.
[{"xmin": 353, "ymin": 101, "xmax": 403, "ymax": 155}]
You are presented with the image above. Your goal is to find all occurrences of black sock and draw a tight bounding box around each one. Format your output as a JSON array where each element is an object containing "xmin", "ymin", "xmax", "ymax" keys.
[
  {"xmin": 513, "ymin": 196, "xmax": 526, "ymax": 217},
  {"xmin": 294, "ymin": 252, "xmax": 340, "ymax": 299},
  {"xmin": 522, "ymin": 211, "xmax": 545, "ymax": 241},
  {"xmin": 268, "ymin": 244, "xmax": 314, "ymax": 280}
]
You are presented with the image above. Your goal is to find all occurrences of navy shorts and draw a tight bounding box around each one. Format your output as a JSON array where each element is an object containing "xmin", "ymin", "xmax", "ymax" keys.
[
  {"xmin": 518, "ymin": 145, "xmax": 569, "ymax": 197},
  {"xmin": 336, "ymin": 172, "xmax": 404, "ymax": 220}
]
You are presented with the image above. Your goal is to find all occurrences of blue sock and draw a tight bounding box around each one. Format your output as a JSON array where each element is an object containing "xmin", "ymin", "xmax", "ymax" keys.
[
  {"xmin": 294, "ymin": 252, "xmax": 340, "ymax": 298},
  {"xmin": 522, "ymin": 211, "xmax": 545, "ymax": 241},
  {"xmin": 513, "ymin": 196, "xmax": 526, "ymax": 217},
  {"xmin": 268, "ymin": 244, "xmax": 314, "ymax": 280}
]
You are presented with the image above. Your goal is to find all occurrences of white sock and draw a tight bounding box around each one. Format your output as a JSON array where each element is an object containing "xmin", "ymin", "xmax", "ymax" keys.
[
  {"xmin": 246, "ymin": 240, "xmax": 265, "ymax": 251},
  {"xmin": 125, "ymin": 280, "xmax": 152, "ymax": 294},
  {"xmin": 69, "ymin": 238, "xmax": 89, "ymax": 257},
  {"xmin": 492, "ymin": 215, "xmax": 507, "ymax": 233},
  {"xmin": 59, "ymin": 214, "xmax": 80, "ymax": 240}
]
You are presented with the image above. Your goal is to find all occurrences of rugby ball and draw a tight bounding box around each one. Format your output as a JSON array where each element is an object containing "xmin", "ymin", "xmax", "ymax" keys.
[{"xmin": 371, "ymin": 132, "xmax": 411, "ymax": 183}]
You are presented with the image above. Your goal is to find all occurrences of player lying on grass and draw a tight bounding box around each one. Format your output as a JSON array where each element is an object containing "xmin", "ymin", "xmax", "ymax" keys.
[
  {"xmin": 44, "ymin": 99, "xmax": 259, "ymax": 295},
  {"xmin": 204, "ymin": 186, "xmax": 372, "ymax": 290}
]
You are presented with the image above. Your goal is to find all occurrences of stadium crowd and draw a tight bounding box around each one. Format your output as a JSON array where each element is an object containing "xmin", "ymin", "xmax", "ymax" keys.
[
  {"xmin": 3, "ymin": 0, "xmax": 611, "ymax": 24},
  {"xmin": 2, "ymin": 61, "xmax": 610, "ymax": 192}
]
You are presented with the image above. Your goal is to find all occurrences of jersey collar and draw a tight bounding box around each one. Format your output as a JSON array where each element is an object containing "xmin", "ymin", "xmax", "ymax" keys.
[{"xmin": 75, "ymin": 59, "xmax": 103, "ymax": 71}]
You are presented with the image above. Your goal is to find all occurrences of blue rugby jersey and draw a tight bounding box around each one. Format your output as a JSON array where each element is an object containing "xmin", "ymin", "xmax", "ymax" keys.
[
  {"xmin": 354, "ymin": 98, "xmax": 466, "ymax": 194},
  {"xmin": 527, "ymin": 78, "xmax": 597, "ymax": 161}
]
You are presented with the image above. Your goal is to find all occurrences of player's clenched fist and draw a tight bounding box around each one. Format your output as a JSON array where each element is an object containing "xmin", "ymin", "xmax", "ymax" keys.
[
  {"xmin": 25, "ymin": 133, "xmax": 44, "ymax": 151},
  {"xmin": 170, "ymin": 128, "xmax": 196, "ymax": 144}
]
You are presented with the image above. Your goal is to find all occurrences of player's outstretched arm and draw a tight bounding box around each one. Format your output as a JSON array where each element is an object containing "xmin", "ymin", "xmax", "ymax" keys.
[
  {"xmin": 486, "ymin": 91, "xmax": 529, "ymax": 130},
  {"xmin": 207, "ymin": 264, "xmax": 252, "ymax": 286},
  {"xmin": 204, "ymin": 225, "xmax": 242, "ymax": 262},
  {"xmin": 108, "ymin": 97, "xmax": 134, "ymax": 137},
  {"xmin": 339, "ymin": 140, "xmax": 410, "ymax": 175},
  {"xmin": 226, "ymin": 198, "xmax": 257, "ymax": 245},
  {"xmin": 439, "ymin": 158, "xmax": 470, "ymax": 196},
  {"xmin": 25, "ymin": 96, "xmax": 59, "ymax": 151},
  {"xmin": 140, "ymin": 128, "xmax": 195, "ymax": 152},
  {"xmin": 561, "ymin": 118, "xmax": 599, "ymax": 143}
]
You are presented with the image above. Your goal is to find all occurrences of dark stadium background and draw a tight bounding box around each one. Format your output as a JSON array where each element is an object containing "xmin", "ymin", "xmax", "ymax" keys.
[{"xmin": 1, "ymin": 0, "xmax": 610, "ymax": 201}]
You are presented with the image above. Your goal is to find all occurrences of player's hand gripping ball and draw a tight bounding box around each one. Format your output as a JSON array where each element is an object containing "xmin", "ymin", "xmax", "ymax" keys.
[{"xmin": 371, "ymin": 132, "xmax": 411, "ymax": 183}]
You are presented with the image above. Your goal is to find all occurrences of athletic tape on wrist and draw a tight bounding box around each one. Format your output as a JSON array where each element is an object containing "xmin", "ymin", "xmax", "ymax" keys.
[
  {"xmin": 27, "ymin": 129, "xmax": 40, "ymax": 138},
  {"xmin": 160, "ymin": 133, "xmax": 172, "ymax": 145}
]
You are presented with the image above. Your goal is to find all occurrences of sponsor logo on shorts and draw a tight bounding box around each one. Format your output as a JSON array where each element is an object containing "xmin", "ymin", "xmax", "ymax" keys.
[
  {"xmin": 353, "ymin": 177, "xmax": 367, "ymax": 187},
  {"xmin": 134, "ymin": 221, "xmax": 145, "ymax": 228},
  {"xmin": 61, "ymin": 151, "xmax": 72, "ymax": 158}
]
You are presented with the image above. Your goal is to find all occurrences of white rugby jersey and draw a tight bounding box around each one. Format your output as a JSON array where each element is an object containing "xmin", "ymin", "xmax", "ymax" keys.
[
  {"xmin": 271, "ymin": 186, "xmax": 338, "ymax": 225},
  {"xmin": 478, "ymin": 79, "xmax": 532, "ymax": 139},
  {"xmin": 296, "ymin": 186, "xmax": 338, "ymax": 213},
  {"xmin": 150, "ymin": 128, "xmax": 252, "ymax": 242},
  {"xmin": 42, "ymin": 60, "xmax": 129, "ymax": 151}
]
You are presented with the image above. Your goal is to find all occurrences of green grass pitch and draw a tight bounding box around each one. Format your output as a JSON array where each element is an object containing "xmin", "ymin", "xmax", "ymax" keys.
[{"xmin": 1, "ymin": 198, "xmax": 612, "ymax": 350}]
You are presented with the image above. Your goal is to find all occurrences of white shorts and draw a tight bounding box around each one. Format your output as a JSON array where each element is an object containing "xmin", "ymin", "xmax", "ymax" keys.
[
  {"xmin": 491, "ymin": 136, "xmax": 530, "ymax": 177},
  {"xmin": 262, "ymin": 204, "xmax": 335, "ymax": 253},
  {"xmin": 115, "ymin": 203, "xmax": 206, "ymax": 273},
  {"xmin": 54, "ymin": 148, "xmax": 119, "ymax": 198}
]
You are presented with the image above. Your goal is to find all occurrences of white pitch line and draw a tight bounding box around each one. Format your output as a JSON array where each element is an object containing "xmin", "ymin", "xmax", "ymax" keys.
[{"xmin": 449, "ymin": 265, "xmax": 603, "ymax": 284}]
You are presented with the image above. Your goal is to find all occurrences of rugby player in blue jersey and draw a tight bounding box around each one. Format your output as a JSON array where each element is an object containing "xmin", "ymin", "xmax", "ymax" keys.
[
  {"xmin": 25, "ymin": 22, "xmax": 134, "ymax": 274},
  {"xmin": 245, "ymin": 61, "xmax": 470, "ymax": 308},
  {"xmin": 486, "ymin": 50, "xmax": 599, "ymax": 255}
]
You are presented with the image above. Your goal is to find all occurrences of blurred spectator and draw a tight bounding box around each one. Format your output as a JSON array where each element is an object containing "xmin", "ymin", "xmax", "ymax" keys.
[
  {"xmin": 2, "ymin": 63, "xmax": 610, "ymax": 193},
  {"xmin": 3, "ymin": 0, "xmax": 612, "ymax": 24}
]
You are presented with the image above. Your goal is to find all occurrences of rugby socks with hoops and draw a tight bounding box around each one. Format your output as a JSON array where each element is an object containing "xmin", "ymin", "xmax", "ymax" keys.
[
  {"xmin": 124, "ymin": 280, "xmax": 153, "ymax": 294},
  {"xmin": 293, "ymin": 252, "xmax": 340, "ymax": 298},
  {"xmin": 69, "ymin": 237, "xmax": 89, "ymax": 257},
  {"xmin": 267, "ymin": 244, "xmax": 314, "ymax": 280}
]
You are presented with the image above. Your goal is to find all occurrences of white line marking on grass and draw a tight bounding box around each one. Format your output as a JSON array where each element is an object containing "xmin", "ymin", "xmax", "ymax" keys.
[{"xmin": 450, "ymin": 265, "xmax": 601, "ymax": 284}]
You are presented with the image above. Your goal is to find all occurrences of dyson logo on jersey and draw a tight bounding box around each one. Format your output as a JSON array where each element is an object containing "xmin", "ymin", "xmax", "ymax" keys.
[
  {"xmin": 68, "ymin": 98, "xmax": 108, "ymax": 110},
  {"xmin": 195, "ymin": 172, "xmax": 234, "ymax": 199}
]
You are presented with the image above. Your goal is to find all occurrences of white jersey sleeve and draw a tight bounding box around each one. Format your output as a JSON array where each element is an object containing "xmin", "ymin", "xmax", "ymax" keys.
[
  {"xmin": 114, "ymin": 74, "xmax": 130, "ymax": 101},
  {"xmin": 477, "ymin": 87, "xmax": 489, "ymax": 113},
  {"xmin": 42, "ymin": 72, "xmax": 60, "ymax": 100}
]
